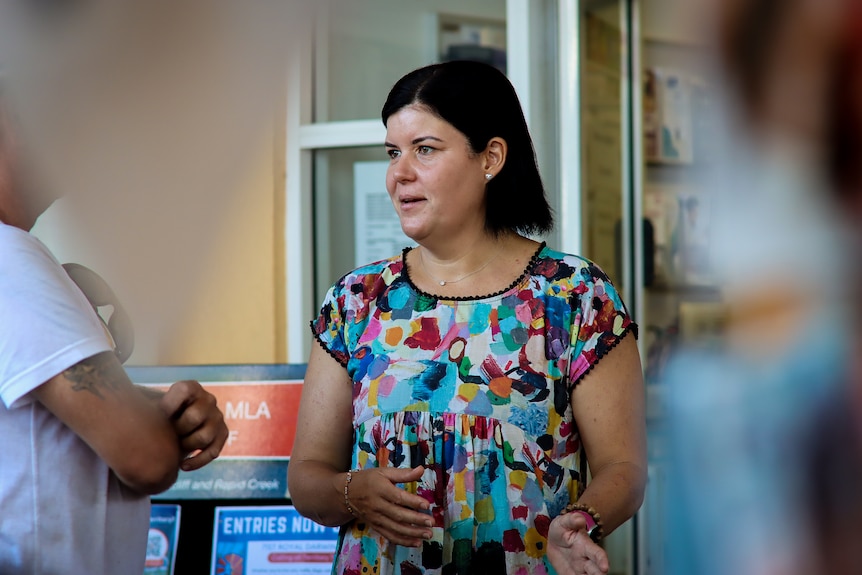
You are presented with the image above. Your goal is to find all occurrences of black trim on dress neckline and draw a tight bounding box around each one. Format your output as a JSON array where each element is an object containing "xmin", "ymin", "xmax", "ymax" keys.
[{"xmin": 401, "ymin": 241, "xmax": 547, "ymax": 302}]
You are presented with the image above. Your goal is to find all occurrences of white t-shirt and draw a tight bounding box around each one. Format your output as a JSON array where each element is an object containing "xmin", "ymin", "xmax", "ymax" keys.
[{"xmin": 0, "ymin": 222, "xmax": 149, "ymax": 574}]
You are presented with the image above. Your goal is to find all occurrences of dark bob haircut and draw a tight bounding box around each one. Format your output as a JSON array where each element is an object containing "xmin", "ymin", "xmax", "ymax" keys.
[{"xmin": 381, "ymin": 60, "xmax": 553, "ymax": 237}]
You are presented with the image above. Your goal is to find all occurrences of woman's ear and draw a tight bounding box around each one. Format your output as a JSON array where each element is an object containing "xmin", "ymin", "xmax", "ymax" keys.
[{"xmin": 482, "ymin": 137, "xmax": 508, "ymax": 177}]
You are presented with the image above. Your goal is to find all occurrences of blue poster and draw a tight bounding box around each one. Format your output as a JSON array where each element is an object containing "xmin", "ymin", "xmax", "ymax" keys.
[
  {"xmin": 211, "ymin": 506, "xmax": 339, "ymax": 575},
  {"xmin": 145, "ymin": 504, "xmax": 181, "ymax": 575}
]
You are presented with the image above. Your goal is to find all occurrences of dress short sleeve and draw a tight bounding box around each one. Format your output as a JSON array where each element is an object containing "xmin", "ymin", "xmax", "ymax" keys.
[
  {"xmin": 310, "ymin": 280, "xmax": 351, "ymax": 366},
  {"xmin": 309, "ymin": 255, "xmax": 400, "ymax": 368},
  {"xmin": 566, "ymin": 262, "xmax": 637, "ymax": 388}
]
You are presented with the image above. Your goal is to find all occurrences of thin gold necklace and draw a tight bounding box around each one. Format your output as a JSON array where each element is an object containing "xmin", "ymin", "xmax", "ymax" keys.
[{"xmin": 419, "ymin": 247, "xmax": 501, "ymax": 287}]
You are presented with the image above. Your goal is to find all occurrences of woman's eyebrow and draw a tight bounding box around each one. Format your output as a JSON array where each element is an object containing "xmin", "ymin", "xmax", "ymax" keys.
[
  {"xmin": 384, "ymin": 135, "xmax": 444, "ymax": 148},
  {"xmin": 411, "ymin": 136, "xmax": 443, "ymax": 145}
]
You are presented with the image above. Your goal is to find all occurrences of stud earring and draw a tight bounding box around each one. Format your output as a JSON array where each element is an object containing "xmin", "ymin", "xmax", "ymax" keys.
[{"xmin": 485, "ymin": 173, "xmax": 493, "ymax": 181}]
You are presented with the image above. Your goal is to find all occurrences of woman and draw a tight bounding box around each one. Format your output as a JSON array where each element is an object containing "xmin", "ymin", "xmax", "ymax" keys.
[{"xmin": 288, "ymin": 60, "xmax": 647, "ymax": 575}]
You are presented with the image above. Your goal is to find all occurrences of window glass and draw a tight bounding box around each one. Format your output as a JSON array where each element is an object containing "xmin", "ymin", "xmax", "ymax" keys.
[
  {"xmin": 313, "ymin": 145, "xmax": 416, "ymax": 306},
  {"xmin": 316, "ymin": 0, "xmax": 506, "ymax": 123}
]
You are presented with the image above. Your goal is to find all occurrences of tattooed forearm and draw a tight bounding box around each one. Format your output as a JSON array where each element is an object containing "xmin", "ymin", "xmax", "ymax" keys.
[
  {"xmin": 63, "ymin": 351, "xmax": 127, "ymax": 399},
  {"xmin": 137, "ymin": 385, "xmax": 165, "ymax": 401}
]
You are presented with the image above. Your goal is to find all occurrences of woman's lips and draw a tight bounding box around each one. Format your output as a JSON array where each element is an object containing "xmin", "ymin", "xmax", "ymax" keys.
[{"xmin": 399, "ymin": 196, "xmax": 426, "ymax": 208}]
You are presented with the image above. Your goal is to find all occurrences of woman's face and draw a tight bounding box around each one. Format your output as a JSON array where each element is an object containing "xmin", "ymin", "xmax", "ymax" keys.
[{"xmin": 384, "ymin": 105, "xmax": 489, "ymax": 245}]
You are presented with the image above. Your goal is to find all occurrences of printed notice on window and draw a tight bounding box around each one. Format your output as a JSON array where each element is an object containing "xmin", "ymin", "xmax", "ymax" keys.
[
  {"xmin": 354, "ymin": 161, "xmax": 414, "ymax": 266},
  {"xmin": 211, "ymin": 506, "xmax": 339, "ymax": 575}
]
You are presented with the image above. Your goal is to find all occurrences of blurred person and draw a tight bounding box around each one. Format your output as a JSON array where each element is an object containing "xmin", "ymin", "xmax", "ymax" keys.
[
  {"xmin": 790, "ymin": 1, "xmax": 862, "ymax": 572},
  {"xmin": 289, "ymin": 61, "xmax": 647, "ymax": 575},
  {"xmin": 0, "ymin": 84, "xmax": 229, "ymax": 573},
  {"xmin": 0, "ymin": 1, "xmax": 293, "ymax": 360},
  {"xmin": 664, "ymin": 0, "xmax": 862, "ymax": 574}
]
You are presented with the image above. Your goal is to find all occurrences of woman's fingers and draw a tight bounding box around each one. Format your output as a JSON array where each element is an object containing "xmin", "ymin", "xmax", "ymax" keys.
[
  {"xmin": 585, "ymin": 540, "xmax": 610, "ymax": 573},
  {"xmin": 347, "ymin": 467, "xmax": 434, "ymax": 546},
  {"xmin": 351, "ymin": 468, "xmax": 430, "ymax": 514},
  {"xmin": 547, "ymin": 514, "xmax": 609, "ymax": 575},
  {"xmin": 367, "ymin": 511, "xmax": 433, "ymax": 547}
]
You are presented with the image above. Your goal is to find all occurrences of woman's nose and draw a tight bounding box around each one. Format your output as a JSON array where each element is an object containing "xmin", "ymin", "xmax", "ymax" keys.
[{"xmin": 390, "ymin": 154, "xmax": 416, "ymax": 184}]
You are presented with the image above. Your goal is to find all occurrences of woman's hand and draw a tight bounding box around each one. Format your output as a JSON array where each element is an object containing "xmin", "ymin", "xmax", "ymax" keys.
[
  {"xmin": 346, "ymin": 465, "xmax": 433, "ymax": 547},
  {"xmin": 546, "ymin": 512, "xmax": 609, "ymax": 575}
]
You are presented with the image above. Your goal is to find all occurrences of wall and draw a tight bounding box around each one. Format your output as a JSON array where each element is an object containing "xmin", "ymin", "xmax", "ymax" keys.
[
  {"xmin": 155, "ymin": 129, "xmax": 284, "ymax": 365},
  {"xmin": 33, "ymin": 126, "xmax": 284, "ymax": 366}
]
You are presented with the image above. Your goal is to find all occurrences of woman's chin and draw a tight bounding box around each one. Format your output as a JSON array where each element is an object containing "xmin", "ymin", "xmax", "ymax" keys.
[{"xmin": 397, "ymin": 223, "xmax": 424, "ymax": 243}]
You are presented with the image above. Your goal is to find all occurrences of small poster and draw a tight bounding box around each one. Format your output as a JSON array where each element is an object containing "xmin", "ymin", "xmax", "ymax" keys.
[
  {"xmin": 643, "ymin": 68, "xmax": 695, "ymax": 164},
  {"xmin": 145, "ymin": 504, "xmax": 181, "ymax": 575},
  {"xmin": 211, "ymin": 506, "xmax": 340, "ymax": 575},
  {"xmin": 353, "ymin": 161, "xmax": 413, "ymax": 266}
]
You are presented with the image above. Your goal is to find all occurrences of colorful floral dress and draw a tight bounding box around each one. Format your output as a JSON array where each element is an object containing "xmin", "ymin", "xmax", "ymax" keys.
[{"xmin": 311, "ymin": 243, "xmax": 636, "ymax": 575}]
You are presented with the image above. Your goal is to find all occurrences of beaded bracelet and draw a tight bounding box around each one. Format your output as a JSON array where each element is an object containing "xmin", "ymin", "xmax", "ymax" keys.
[
  {"xmin": 563, "ymin": 502, "xmax": 604, "ymax": 543},
  {"xmin": 343, "ymin": 470, "xmax": 357, "ymax": 517}
]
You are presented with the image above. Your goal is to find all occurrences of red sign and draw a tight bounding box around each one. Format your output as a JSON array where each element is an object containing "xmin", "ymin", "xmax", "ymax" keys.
[{"xmin": 146, "ymin": 380, "xmax": 303, "ymax": 459}]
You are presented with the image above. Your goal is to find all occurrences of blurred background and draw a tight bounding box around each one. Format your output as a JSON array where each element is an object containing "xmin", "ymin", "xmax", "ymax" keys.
[{"xmin": 4, "ymin": 0, "xmax": 859, "ymax": 573}]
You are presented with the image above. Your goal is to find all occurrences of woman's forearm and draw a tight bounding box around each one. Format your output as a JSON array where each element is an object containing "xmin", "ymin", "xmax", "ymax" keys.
[
  {"xmin": 288, "ymin": 460, "xmax": 352, "ymax": 527},
  {"xmin": 575, "ymin": 460, "xmax": 648, "ymax": 535}
]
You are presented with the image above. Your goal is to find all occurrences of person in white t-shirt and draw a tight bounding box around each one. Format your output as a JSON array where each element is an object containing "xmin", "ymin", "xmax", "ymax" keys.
[{"xmin": 0, "ymin": 83, "xmax": 229, "ymax": 573}]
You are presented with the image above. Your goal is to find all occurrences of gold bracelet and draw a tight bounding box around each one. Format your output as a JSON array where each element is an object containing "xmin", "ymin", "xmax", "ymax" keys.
[
  {"xmin": 343, "ymin": 470, "xmax": 357, "ymax": 517},
  {"xmin": 563, "ymin": 502, "xmax": 604, "ymax": 543}
]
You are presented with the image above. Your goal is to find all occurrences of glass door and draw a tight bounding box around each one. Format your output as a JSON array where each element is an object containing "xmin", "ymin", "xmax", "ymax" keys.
[{"xmin": 578, "ymin": 0, "xmax": 642, "ymax": 572}]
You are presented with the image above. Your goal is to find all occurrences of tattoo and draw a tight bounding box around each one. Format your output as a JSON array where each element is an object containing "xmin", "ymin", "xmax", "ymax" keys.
[{"xmin": 63, "ymin": 351, "xmax": 126, "ymax": 399}]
